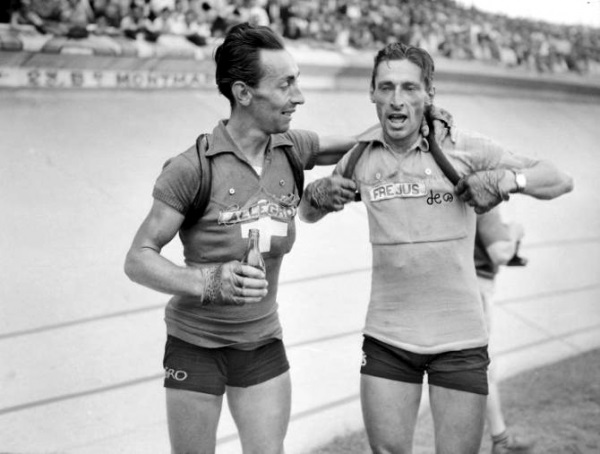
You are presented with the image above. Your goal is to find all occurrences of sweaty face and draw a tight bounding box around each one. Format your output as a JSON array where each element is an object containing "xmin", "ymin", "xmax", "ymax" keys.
[
  {"xmin": 250, "ymin": 50, "xmax": 305, "ymax": 135},
  {"xmin": 370, "ymin": 59, "xmax": 431, "ymax": 150}
]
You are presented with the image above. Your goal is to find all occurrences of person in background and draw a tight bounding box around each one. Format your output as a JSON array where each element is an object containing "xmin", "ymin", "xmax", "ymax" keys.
[
  {"xmin": 62, "ymin": 0, "xmax": 94, "ymax": 38},
  {"xmin": 10, "ymin": 0, "xmax": 68, "ymax": 34},
  {"xmin": 120, "ymin": 3, "xmax": 158, "ymax": 41},
  {"xmin": 151, "ymin": 6, "xmax": 175, "ymax": 34},
  {"xmin": 1, "ymin": 1, "xmax": 14, "ymax": 22},
  {"xmin": 91, "ymin": 0, "xmax": 122, "ymax": 35},
  {"xmin": 475, "ymin": 209, "xmax": 535, "ymax": 454},
  {"xmin": 299, "ymin": 41, "xmax": 573, "ymax": 453}
]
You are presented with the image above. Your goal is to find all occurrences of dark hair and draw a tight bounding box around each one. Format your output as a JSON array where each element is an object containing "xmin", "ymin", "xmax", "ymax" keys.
[
  {"xmin": 370, "ymin": 42, "xmax": 435, "ymax": 93},
  {"xmin": 214, "ymin": 23, "xmax": 285, "ymax": 106}
]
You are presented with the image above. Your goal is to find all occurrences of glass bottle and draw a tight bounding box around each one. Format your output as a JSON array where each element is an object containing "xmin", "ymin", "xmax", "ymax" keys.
[{"xmin": 240, "ymin": 229, "xmax": 266, "ymax": 272}]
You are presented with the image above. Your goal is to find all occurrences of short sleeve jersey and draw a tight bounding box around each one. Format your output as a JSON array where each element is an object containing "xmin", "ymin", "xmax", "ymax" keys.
[
  {"xmin": 335, "ymin": 126, "xmax": 514, "ymax": 354},
  {"xmin": 153, "ymin": 120, "xmax": 319, "ymax": 349}
]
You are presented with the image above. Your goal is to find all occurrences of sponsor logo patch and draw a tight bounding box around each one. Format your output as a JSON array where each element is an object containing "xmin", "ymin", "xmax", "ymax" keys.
[
  {"xmin": 165, "ymin": 367, "xmax": 188, "ymax": 381},
  {"xmin": 218, "ymin": 199, "xmax": 296, "ymax": 225},
  {"xmin": 369, "ymin": 182, "xmax": 427, "ymax": 202}
]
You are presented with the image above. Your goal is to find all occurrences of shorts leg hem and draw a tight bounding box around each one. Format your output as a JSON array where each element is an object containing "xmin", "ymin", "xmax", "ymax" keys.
[
  {"xmin": 428, "ymin": 381, "xmax": 488, "ymax": 396},
  {"xmin": 228, "ymin": 364, "xmax": 290, "ymax": 389},
  {"xmin": 360, "ymin": 369, "xmax": 423, "ymax": 385},
  {"xmin": 164, "ymin": 381, "xmax": 226, "ymax": 396}
]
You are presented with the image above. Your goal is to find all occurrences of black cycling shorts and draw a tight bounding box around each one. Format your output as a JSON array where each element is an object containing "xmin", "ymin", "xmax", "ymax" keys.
[
  {"xmin": 361, "ymin": 335, "xmax": 490, "ymax": 395},
  {"xmin": 163, "ymin": 335, "xmax": 289, "ymax": 395}
]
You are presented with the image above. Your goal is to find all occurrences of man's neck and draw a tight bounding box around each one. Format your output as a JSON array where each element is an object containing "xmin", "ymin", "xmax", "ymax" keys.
[
  {"xmin": 386, "ymin": 133, "xmax": 422, "ymax": 154},
  {"xmin": 226, "ymin": 116, "xmax": 269, "ymax": 165}
]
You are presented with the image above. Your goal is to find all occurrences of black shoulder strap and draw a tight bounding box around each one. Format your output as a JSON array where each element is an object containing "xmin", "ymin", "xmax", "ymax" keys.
[
  {"xmin": 281, "ymin": 145, "xmax": 305, "ymax": 200},
  {"xmin": 425, "ymin": 109, "xmax": 460, "ymax": 185},
  {"xmin": 182, "ymin": 133, "xmax": 211, "ymax": 229},
  {"xmin": 342, "ymin": 141, "xmax": 369, "ymax": 180},
  {"xmin": 342, "ymin": 141, "xmax": 369, "ymax": 201}
]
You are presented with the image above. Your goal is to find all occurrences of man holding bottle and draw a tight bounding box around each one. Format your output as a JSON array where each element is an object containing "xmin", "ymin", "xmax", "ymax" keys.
[{"xmin": 123, "ymin": 23, "xmax": 358, "ymax": 454}]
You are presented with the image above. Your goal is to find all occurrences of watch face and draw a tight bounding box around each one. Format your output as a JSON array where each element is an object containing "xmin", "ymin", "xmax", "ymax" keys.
[{"xmin": 516, "ymin": 173, "xmax": 527, "ymax": 191}]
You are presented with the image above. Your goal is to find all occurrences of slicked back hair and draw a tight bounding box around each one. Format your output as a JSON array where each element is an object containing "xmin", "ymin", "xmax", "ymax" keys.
[
  {"xmin": 214, "ymin": 23, "xmax": 285, "ymax": 107},
  {"xmin": 370, "ymin": 42, "xmax": 435, "ymax": 93}
]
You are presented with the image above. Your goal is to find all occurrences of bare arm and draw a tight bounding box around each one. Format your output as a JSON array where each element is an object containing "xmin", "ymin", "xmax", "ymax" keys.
[
  {"xmin": 124, "ymin": 199, "xmax": 202, "ymax": 296},
  {"xmin": 124, "ymin": 199, "xmax": 267, "ymax": 304},
  {"xmin": 457, "ymin": 155, "xmax": 574, "ymax": 214},
  {"xmin": 315, "ymin": 135, "xmax": 358, "ymax": 166},
  {"xmin": 486, "ymin": 222, "xmax": 524, "ymax": 266},
  {"xmin": 505, "ymin": 158, "xmax": 574, "ymax": 200}
]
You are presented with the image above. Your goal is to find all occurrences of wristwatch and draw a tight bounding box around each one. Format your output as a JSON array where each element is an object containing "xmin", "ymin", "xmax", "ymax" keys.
[{"xmin": 513, "ymin": 171, "xmax": 527, "ymax": 193}]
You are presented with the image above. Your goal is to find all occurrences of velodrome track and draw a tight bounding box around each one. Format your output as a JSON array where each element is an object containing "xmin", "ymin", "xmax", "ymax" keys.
[{"xmin": 1, "ymin": 78, "xmax": 599, "ymax": 453}]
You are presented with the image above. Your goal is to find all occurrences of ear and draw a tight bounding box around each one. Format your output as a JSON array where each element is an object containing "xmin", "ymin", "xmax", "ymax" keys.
[
  {"xmin": 231, "ymin": 81, "xmax": 252, "ymax": 107},
  {"xmin": 369, "ymin": 87, "xmax": 375, "ymax": 103}
]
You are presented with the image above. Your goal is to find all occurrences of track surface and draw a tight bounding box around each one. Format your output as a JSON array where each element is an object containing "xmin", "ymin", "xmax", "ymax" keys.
[{"xmin": 1, "ymin": 83, "xmax": 599, "ymax": 453}]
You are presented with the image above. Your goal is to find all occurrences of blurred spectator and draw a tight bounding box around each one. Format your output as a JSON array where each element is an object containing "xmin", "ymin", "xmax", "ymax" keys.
[
  {"xmin": 120, "ymin": 3, "xmax": 158, "ymax": 41},
  {"xmin": 62, "ymin": 0, "xmax": 95, "ymax": 38},
  {"xmin": 1, "ymin": 2, "xmax": 12, "ymax": 23},
  {"xmin": 150, "ymin": 0, "xmax": 207, "ymax": 46},
  {"xmin": 238, "ymin": 0, "xmax": 269, "ymax": 27},
  {"xmin": 91, "ymin": 0, "xmax": 122, "ymax": 35},
  {"xmin": 4, "ymin": 0, "xmax": 599, "ymax": 77},
  {"xmin": 150, "ymin": 0, "xmax": 175, "ymax": 18},
  {"xmin": 152, "ymin": 6, "xmax": 176, "ymax": 33},
  {"xmin": 182, "ymin": 8, "xmax": 210, "ymax": 45},
  {"xmin": 10, "ymin": 0, "xmax": 69, "ymax": 34}
]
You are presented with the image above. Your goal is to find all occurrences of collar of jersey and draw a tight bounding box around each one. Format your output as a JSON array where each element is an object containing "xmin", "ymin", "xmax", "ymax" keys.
[
  {"xmin": 356, "ymin": 124, "xmax": 430, "ymax": 153},
  {"xmin": 206, "ymin": 120, "xmax": 294, "ymax": 158}
]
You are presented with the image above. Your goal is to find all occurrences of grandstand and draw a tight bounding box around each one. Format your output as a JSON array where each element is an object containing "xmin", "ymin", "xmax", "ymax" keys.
[{"xmin": 1, "ymin": 0, "xmax": 600, "ymax": 88}]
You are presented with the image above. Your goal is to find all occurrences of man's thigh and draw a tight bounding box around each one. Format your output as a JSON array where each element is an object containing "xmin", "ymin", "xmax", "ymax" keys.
[
  {"xmin": 427, "ymin": 346, "xmax": 490, "ymax": 395},
  {"xmin": 429, "ymin": 385, "xmax": 486, "ymax": 454},
  {"xmin": 227, "ymin": 371, "xmax": 292, "ymax": 454},
  {"xmin": 361, "ymin": 375, "xmax": 422, "ymax": 454},
  {"xmin": 166, "ymin": 388, "xmax": 224, "ymax": 454}
]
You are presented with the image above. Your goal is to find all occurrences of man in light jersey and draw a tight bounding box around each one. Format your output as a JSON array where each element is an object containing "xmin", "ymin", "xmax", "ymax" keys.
[{"xmin": 299, "ymin": 42, "xmax": 573, "ymax": 453}]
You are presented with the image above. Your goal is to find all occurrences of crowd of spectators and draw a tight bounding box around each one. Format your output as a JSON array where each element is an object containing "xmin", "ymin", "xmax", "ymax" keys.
[{"xmin": 1, "ymin": 0, "xmax": 599, "ymax": 76}]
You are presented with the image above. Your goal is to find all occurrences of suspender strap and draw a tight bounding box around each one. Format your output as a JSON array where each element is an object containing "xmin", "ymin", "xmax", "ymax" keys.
[
  {"xmin": 342, "ymin": 141, "xmax": 369, "ymax": 201},
  {"xmin": 425, "ymin": 109, "xmax": 460, "ymax": 185},
  {"xmin": 182, "ymin": 134, "xmax": 211, "ymax": 229}
]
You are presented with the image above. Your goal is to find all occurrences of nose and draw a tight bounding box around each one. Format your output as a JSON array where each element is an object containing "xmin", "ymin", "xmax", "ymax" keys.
[
  {"xmin": 291, "ymin": 84, "xmax": 305, "ymax": 105},
  {"xmin": 390, "ymin": 87, "xmax": 405, "ymax": 109}
]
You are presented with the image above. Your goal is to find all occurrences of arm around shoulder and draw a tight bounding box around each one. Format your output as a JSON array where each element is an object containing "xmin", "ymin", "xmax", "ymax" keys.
[{"xmin": 314, "ymin": 135, "xmax": 358, "ymax": 166}]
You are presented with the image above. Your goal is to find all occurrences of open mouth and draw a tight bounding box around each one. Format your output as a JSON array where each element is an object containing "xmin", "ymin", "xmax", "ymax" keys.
[{"xmin": 388, "ymin": 112, "xmax": 408, "ymax": 126}]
